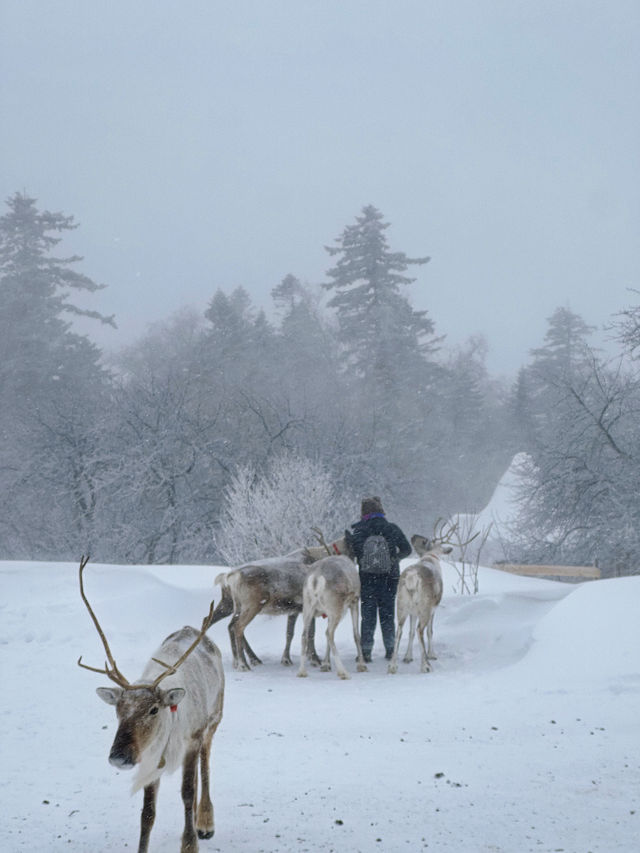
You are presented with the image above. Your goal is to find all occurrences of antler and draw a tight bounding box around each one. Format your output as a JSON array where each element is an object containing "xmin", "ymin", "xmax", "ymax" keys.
[
  {"xmin": 149, "ymin": 599, "xmax": 215, "ymax": 688},
  {"xmin": 77, "ymin": 556, "xmax": 132, "ymax": 688},
  {"xmin": 78, "ymin": 557, "xmax": 216, "ymax": 690},
  {"xmin": 432, "ymin": 518, "xmax": 480, "ymax": 549},
  {"xmin": 311, "ymin": 526, "xmax": 332, "ymax": 556}
]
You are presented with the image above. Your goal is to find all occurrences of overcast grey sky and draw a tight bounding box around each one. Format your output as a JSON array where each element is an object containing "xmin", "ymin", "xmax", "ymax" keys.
[{"xmin": 2, "ymin": 0, "xmax": 639, "ymax": 374}]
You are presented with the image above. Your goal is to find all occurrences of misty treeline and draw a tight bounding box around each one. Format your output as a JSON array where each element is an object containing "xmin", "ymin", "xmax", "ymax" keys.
[{"xmin": 1, "ymin": 193, "xmax": 637, "ymax": 575}]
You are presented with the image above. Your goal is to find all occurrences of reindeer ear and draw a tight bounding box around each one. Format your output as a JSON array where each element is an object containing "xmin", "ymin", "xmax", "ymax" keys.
[
  {"xmin": 410, "ymin": 535, "xmax": 429, "ymax": 555},
  {"xmin": 159, "ymin": 688, "xmax": 185, "ymax": 708},
  {"xmin": 96, "ymin": 686, "xmax": 122, "ymax": 706},
  {"xmin": 442, "ymin": 545, "xmax": 453, "ymax": 554}
]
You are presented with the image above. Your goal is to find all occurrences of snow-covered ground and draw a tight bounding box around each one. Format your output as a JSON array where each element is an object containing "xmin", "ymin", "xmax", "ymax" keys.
[{"xmin": 2, "ymin": 558, "xmax": 638, "ymax": 852}]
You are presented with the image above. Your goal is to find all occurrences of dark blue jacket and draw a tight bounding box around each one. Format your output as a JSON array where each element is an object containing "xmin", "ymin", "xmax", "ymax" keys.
[{"xmin": 348, "ymin": 515, "xmax": 412, "ymax": 577}]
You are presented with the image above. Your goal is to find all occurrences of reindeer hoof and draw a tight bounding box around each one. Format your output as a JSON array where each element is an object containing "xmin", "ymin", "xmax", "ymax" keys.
[
  {"xmin": 403, "ymin": 656, "xmax": 413, "ymax": 664},
  {"xmin": 320, "ymin": 663, "xmax": 331, "ymax": 672},
  {"xmin": 388, "ymin": 664, "xmax": 397, "ymax": 674},
  {"xmin": 297, "ymin": 670, "xmax": 308, "ymax": 678},
  {"xmin": 198, "ymin": 829, "xmax": 215, "ymax": 839},
  {"xmin": 281, "ymin": 658, "xmax": 293, "ymax": 666},
  {"xmin": 337, "ymin": 671, "xmax": 350, "ymax": 680},
  {"xmin": 357, "ymin": 663, "xmax": 368, "ymax": 673}
]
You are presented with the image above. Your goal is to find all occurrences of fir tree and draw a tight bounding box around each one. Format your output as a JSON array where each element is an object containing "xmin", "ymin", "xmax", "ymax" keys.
[
  {"xmin": 523, "ymin": 305, "xmax": 597, "ymax": 447},
  {"xmin": 530, "ymin": 305, "xmax": 595, "ymax": 384},
  {"xmin": 0, "ymin": 192, "xmax": 114, "ymax": 404},
  {"xmin": 323, "ymin": 205, "xmax": 443, "ymax": 518},
  {"xmin": 323, "ymin": 204, "xmax": 435, "ymax": 389},
  {"xmin": 0, "ymin": 192, "xmax": 114, "ymax": 558},
  {"xmin": 271, "ymin": 273, "xmax": 307, "ymax": 315}
]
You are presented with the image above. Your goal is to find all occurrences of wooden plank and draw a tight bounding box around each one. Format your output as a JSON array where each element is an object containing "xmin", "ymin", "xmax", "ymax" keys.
[{"xmin": 494, "ymin": 563, "xmax": 601, "ymax": 579}]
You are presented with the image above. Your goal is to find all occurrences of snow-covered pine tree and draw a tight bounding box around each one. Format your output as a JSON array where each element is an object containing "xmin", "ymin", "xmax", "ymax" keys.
[
  {"xmin": 322, "ymin": 205, "xmax": 444, "ymax": 522},
  {"xmin": 0, "ymin": 192, "xmax": 114, "ymax": 406},
  {"xmin": 323, "ymin": 204, "xmax": 434, "ymax": 389},
  {"xmin": 271, "ymin": 274, "xmax": 340, "ymax": 417},
  {"xmin": 529, "ymin": 305, "xmax": 596, "ymax": 385},
  {"xmin": 0, "ymin": 192, "xmax": 114, "ymax": 558}
]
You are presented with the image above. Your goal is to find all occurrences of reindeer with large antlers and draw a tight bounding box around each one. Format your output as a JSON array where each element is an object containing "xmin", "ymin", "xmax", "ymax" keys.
[
  {"xmin": 388, "ymin": 521, "xmax": 477, "ymax": 674},
  {"xmin": 77, "ymin": 557, "xmax": 225, "ymax": 853}
]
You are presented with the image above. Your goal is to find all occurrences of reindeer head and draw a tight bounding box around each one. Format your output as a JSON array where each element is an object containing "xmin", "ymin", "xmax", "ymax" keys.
[
  {"xmin": 412, "ymin": 518, "xmax": 480, "ymax": 558},
  {"xmin": 411, "ymin": 534, "xmax": 453, "ymax": 557},
  {"xmin": 306, "ymin": 528, "xmax": 354, "ymax": 562},
  {"xmin": 96, "ymin": 684, "xmax": 186, "ymax": 769}
]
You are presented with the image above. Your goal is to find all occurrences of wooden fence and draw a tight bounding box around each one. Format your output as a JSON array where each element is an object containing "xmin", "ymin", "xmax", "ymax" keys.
[{"xmin": 493, "ymin": 563, "xmax": 601, "ymax": 580}]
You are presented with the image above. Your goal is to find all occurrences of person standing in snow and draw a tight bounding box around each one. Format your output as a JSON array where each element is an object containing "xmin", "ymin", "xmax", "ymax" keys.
[{"xmin": 347, "ymin": 496, "xmax": 412, "ymax": 662}]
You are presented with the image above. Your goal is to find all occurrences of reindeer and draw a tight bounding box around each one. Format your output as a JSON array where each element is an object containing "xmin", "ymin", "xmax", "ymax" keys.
[
  {"xmin": 213, "ymin": 536, "xmax": 349, "ymax": 671},
  {"xmin": 388, "ymin": 520, "xmax": 474, "ymax": 674},
  {"xmin": 77, "ymin": 557, "xmax": 224, "ymax": 853},
  {"xmin": 207, "ymin": 572, "xmax": 291, "ymax": 668},
  {"xmin": 297, "ymin": 551, "xmax": 368, "ymax": 679}
]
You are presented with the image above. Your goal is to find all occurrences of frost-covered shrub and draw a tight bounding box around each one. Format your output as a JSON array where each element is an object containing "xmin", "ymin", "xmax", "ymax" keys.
[{"xmin": 214, "ymin": 452, "xmax": 353, "ymax": 565}]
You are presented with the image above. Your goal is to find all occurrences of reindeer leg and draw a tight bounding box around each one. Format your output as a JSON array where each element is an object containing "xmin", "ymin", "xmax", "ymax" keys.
[
  {"xmin": 307, "ymin": 617, "xmax": 321, "ymax": 666},
  {"xmin": 403, "ymin": 613, "xmax": 417, "ymax": 663},
  {"xmin": 197, "ymin": 715, "xmax": 222, "ymax": 839},
  {"xmin": 227, "ymin": 617, "xmax": 243, "ymax": 670},
  {"xmin": 350, "ymin": 601, "xmax": 368, "ymax": 672},
  {"xmin": 281, "ymin": 613, "xmax": 297, "ymax": 666},
  {"xmin": 319, "ymin": 603, "xmax": 337, "ymax": 672},
  {"xmin": 297, "ymin": 608, "xmax": 312, "ymax": 678},
  {"xmin": 243, "ymin": 635, "xmax": 263, "ymax": 666},
  {"xmin": 326, "ymin": 610, "xmax": 349, "ymax": 679},
  {"xmin": 180, "ymin": 750, "xmax": 199, "ymax": 853},
  {"xmin": 426, "ymin": 611, "xmax": 437, "ymax": 660},
  {"xmin": 138, "ymin": 780, "xmax": 159, "ymax": 853},
  {"xmin": 388, "ymin": 614, "xmax": 406, "ymax": 674},
  {"xmin": 229, "ymin": 607, "xmax": 260, "ymax": 671},
  {"xmin": 417, "ymin": 620, "xmax": 432, "ymax": 673},
  {"xmin": 227, "ymin": 608, "xmax": 262, "ymax": 666},
  {"xmin": 319, "ymin": 620, "xmax": 332, "ymax": 672}
]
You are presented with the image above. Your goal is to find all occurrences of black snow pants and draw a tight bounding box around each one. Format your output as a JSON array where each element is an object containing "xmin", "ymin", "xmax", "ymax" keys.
[{"xmin": 359, "ymin": 571, "xmax": 399, "ymax": 657}]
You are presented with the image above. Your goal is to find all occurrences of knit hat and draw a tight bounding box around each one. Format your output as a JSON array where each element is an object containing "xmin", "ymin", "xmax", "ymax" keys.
[{"xmin": 361, "ymin": 496, "xmax": 385, "ymax": 517}]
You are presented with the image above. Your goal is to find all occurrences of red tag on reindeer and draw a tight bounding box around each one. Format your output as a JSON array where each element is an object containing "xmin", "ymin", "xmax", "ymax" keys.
[{"xmin": 170, "ymin": 705, "xmax": 178, "ymax": 713}]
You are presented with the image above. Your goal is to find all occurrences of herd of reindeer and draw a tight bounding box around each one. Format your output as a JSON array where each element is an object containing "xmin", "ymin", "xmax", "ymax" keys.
[{"xmin": 77, "ymin": 521, "xmax": 463, "ymax": 853}]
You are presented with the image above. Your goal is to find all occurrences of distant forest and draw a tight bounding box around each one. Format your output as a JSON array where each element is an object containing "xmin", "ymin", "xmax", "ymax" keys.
[{"xmin": 1, "ymin": 192, "xmax": 638, "ymax": 576}]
